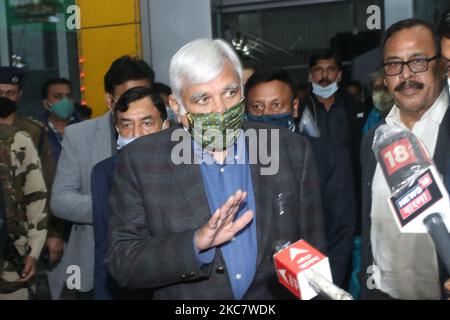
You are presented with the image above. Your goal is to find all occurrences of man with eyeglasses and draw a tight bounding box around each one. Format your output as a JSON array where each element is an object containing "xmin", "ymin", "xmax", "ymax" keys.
[
  {"xmin": 360, "ymin": 19, "xmax": 450, "ymax": 300},
  {"xmin": 92, "ymin": 86, "xmax": 168, "ymax": 300},
  {"xmin": 438, "ymin": 9, "xmax": 450, "ymax": 300},
  {"xmin": 50, "ymin": 56, "xmax": 154, "ymax": 299}
]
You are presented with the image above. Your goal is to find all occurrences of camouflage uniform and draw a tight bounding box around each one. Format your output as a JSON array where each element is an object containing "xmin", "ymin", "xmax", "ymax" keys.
[
  {"xmin": 12, "ymin": 115, "xmax": 64, "ymax": 238},
  {"xmin": 0, "ymin": 187, "xmax": 6, "ymax": 263},
  {"xmin": 0, "ymin": 124, "xmax": 48, "ymax": 299}
]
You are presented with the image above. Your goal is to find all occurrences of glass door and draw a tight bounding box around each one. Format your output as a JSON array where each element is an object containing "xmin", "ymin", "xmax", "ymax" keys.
[{"xmin": 1, "ymin": 0, "xmax": 80, "ymax": 118}]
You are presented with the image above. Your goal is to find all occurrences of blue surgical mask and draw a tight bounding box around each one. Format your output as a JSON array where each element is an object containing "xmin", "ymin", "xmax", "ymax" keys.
[
  {"xmin": 117, "ymin": 135, "xmax": 138, "ymax": 150},
  {"xmin": 312, "ymin": 81, "xmax": 339, "ymax": 99},
  {"xmin": 246, "ymin": 113, "xmax": 295, "ymax": 131},
  {"xmin": 166, "ymin": 106, "xmax": 176, "ymax": 121}
]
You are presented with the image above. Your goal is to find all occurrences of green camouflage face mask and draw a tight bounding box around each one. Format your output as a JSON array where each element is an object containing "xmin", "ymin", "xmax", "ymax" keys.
[{"xmin": 187, "ymin": 99, "xmax": 245, "ymax": 151}]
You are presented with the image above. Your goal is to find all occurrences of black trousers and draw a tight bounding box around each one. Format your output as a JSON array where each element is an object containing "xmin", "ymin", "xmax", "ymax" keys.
[{"xmin": 60, "ymin": 286, "xmax": 94, "ymax": 300}]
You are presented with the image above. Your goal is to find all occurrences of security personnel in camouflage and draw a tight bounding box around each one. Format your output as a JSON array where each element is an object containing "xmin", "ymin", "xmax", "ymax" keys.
[
  {"xmin": 0, "ymin": 124, "xmax": 48, "ymax": 299},
  {"xmin": 12, "ymin": 114, "xmax": 56, "ymax": 185},
  {"xmin": 0, "ymin": 67, "xmax": 64, "ymax": 265}
]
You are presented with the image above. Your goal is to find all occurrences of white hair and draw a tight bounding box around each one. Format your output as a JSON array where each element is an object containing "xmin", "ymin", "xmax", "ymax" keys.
[{"xmin": 169, "ymin": 38, "xmax": 243, "ymax": 107}]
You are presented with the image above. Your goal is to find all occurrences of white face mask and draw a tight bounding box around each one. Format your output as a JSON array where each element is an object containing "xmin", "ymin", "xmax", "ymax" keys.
[
  {"xmin": 117, "ymin": 135, "xmax": 138, "ymax": 150},
  {"xmin": 447, "ymin": 77, "xmax": 450, "ymax": 93},
  {"xmin": 312, "ymin": 81, "xmax": 339, "ymax": 99}
]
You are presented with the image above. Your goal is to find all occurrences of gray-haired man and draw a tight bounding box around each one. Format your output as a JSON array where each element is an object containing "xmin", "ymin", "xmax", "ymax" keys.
[{"xmin": 107, "ymin": 39, "xmax": 326, "ymax": 300}]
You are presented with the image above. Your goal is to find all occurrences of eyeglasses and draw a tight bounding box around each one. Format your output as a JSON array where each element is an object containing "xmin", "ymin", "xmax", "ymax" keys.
[{"xmin": 383, "ymin": 55, "xmax": 439, "ymax": 76}]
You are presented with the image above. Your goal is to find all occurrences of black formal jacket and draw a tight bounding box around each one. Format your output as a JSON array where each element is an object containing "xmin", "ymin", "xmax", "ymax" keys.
[
  {"xmin": 360, "ymin": 105, "xmax": 450, "ymax": 300},
  {"xmin": 301, "ymin": 90, "xmax": 368, "ymax": 235},
  {"xmin": 107, "ymin": 121, "xmax": 327, "ymax": 300}
]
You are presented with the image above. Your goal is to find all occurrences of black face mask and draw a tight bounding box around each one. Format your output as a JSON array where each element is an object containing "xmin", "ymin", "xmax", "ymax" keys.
[{"xmin": 0, "ymin": 97, "xmax": 17, "ymax": 118}]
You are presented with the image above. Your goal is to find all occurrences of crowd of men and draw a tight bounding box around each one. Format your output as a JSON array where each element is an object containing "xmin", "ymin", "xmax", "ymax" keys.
[{"xmin": 0, "ymin": 12, "xmax": 450, "ymax": 300}]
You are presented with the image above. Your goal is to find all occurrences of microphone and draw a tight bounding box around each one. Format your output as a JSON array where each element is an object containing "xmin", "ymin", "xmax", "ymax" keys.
[
  {"xmin": 372, "ymin": 125, "xmax": 450, "ymax": 273},
  {"xmin": 423, "ymin": 213, "xmax": 450, "ymax": 273},
  {"xmin": 273, "ymin": 239, "xmax": 353, "ymax": 300},
  {"xmin": 303, "ymin": 268, "xmax": 353, "ymax": 300}
]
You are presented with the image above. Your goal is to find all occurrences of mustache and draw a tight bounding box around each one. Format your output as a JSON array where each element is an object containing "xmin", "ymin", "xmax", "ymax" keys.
[
  {"xmin": 318, "ymin": 79, "xmax": 332, "ymax": 86},
  {"xmin": 394, "ymin": 80, "xmax": 425, "ymax": 92}
]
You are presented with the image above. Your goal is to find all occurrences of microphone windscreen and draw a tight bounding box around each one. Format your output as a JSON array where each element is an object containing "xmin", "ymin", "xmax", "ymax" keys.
[{"xmin": 373, "ymin": 125, "xmax": 432, "ymax": 192}]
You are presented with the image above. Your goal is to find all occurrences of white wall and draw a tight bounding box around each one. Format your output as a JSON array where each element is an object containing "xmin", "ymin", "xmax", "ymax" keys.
[{"xmin": 141, "ymin": 0, "xmax": 213, "ymax": 85}]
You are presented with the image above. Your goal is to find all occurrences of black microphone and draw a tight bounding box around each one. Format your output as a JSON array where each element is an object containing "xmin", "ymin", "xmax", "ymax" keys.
[
  {"xmin": 372, "ymin": 127, "xmax": 432, "ymax": 192},
  {"xmin": 423, "ymin": 213, "xmax": 450, "ymax": 273}
]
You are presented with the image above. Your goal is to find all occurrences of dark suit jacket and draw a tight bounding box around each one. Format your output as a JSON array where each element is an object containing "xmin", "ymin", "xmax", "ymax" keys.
[
  {"xmin": 107, "ymin": 121, "xmax": 327, "ymax": 300},
  {"xmin": 302, "ymin": 90, "xmax": 368, "ymax": 235},
  {"xmin": 300, "ymin": 133, "xmax": 355, "ymax": 287},
  {"xmin": 360, "ymin": 105, "xmax": 450, "ymax": 300},
  {"xmin": 299, "ymin": 93, "xmax": 358, "ymax": 286},
  {"xmin": 92, "ymin": 155, "xmax": 117, "ymax": 300}
]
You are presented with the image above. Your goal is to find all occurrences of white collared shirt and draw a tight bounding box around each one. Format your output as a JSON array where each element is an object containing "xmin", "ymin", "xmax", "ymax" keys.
[{"xmin": 370, "ymin": 89, "xmax": 449, "ymax": 300}]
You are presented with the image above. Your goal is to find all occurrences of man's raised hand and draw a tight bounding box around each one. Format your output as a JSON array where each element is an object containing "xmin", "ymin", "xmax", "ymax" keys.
[{"xmin": 195, "ymin": 189, "xmax": 254, "ymax": 251}]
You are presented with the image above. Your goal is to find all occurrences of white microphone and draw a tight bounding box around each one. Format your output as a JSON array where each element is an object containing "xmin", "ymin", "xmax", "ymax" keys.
[{"xmin": 303, "ymin": 268, "xmax": 353, "ymax": 300}]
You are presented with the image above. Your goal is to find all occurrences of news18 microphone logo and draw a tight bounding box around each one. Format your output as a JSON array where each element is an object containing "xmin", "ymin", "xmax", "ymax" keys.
[
  {"xmin": 374, "ymin": 128, "xmax": 450, "ymax": 233},
  {"xmin": 389, "ymin": 168, "xmax": 444, "ymax": 230},
  {"xmin": 375, "ymin": 133, "xmax": 432, "ymax": 191},
  {"xmin": 273, "ymin": 240, "xmax": 332, "ymax": 300}
]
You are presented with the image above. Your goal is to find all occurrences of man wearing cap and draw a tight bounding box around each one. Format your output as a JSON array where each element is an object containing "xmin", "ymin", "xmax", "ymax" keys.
[{"xmin": 0, "ymin": 67, "xmax": 65, "ymax": 280}]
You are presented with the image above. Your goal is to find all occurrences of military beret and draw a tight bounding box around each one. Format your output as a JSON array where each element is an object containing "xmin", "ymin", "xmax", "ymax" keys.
[{"xmin": 0, "ymin": 66, "xmax": 25, "ymax": 85}]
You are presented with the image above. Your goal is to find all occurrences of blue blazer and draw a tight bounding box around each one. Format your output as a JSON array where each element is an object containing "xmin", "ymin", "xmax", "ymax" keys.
[
  {"xmin": 91, "ymin": 155, "xmax": 117, "ymax": 299},
  {"xmin": 91, "ymin": 155, "xmax": 151, "ymax": 299}
]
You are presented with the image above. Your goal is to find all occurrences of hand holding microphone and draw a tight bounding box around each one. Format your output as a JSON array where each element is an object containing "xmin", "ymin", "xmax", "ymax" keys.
[
  {"xmin": 444, "ymin": 279, "xmax": 450, "ymax": 299},
  {"xmin": 372, "ymin": 125, "xmax": 450, "ymax": 274}
]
